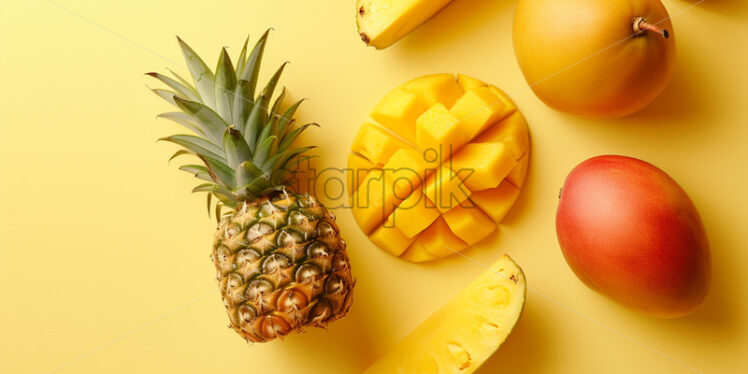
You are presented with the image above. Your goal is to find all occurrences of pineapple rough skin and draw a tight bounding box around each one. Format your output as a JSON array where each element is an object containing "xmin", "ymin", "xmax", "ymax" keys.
[{"xmin": 212, "ymin": 192, "xmax": 354, "ymax": 342}]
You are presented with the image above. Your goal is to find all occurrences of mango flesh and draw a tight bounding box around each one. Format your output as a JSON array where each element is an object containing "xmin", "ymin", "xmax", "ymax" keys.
[
  {"xmin": 356, "ymin": 0, "xmax": 455, "ymax": 49},
  {"xmin": 349, "ymin": 74, "xmax": 530, "ymax": 262},
  {"xmin": 364, "ymin": 255, "xmax": 526, "ymax": 373},
  {"xmin": 556, "ymin": 155, "xmax": 710, "ymax": 317}
]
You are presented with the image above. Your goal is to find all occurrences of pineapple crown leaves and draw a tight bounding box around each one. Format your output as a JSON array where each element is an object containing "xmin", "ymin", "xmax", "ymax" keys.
[{"xmin": 148, "ymin": 30, "xmax": 317, "ymax": 215}]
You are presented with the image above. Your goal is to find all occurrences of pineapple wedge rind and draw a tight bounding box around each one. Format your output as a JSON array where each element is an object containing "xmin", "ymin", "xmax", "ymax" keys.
[{"xmin": 364, "ymin": 255, "xmax": 526, "ymax": 373}]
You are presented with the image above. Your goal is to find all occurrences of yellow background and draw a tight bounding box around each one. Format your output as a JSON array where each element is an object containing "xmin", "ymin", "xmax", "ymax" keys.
[{"xmin": 1, "ymin": 0, "xmax": 747, "ymax": 373}]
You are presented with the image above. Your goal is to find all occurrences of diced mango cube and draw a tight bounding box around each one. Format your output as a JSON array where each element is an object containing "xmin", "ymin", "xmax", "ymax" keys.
[
  {"xmin": 442, "ymin": 204, "xmax": 496, "ymax": 245},
  {"xmin": 449, "ymin": 87, "xmax": 508, "ymax": 139},
  {"xmin": 369, "ymin": 219, "xmax": 416, "ymax": 257},
  {"xmin": 416, "ymin": 103, "xmax": 468, "ymax": 159},
  {"xmin": 382, "ymin": 148, "xmax": 435, "ymax": 199},
  {"xmin": 390, "ymin": 188, "xmax": 440, "ymax": 238},
  {"xmin": 347, "ymin": 153, "xmax": 379, "ymax": 197},
  {"xmin": 414, "ymin": 217, "xmax": 468, "ymax": 258},
  {"xmin": 456, "ymin": 74, "xmax": 487, "ymax": 92},
  {"xmin": 404, "ymin": 73, "xmax": 463, "ymax": 109},
  {"xmin": 475, "ymin": 112, "xmax": 530, "ymax": 160},
  {"xmin": 506, "ymin": 153, "xmax": 529, "ymax": 189},
  {"xmin": 487, "ymin": 84, "xmax": 518, "ymax": 115},
  {"xmin": 423, "ymin": 167, "xmax": 471, "ymax": 213},
  {"xmin": 400, "ymin": 241, "xmax": 438, "ymax": 263},
  {"xmin": 469, "ymin": 181, "xmax": 521, "ymax": 223},
  {"xmin": 351, "ymin": 122, "xmax": 411, "ymax": 165},
  {"xmin": 448, "ymin": 142, "xmax": 517, "ymax": 192},
  {"xmin": 370, "ymin": 88, "xmax": 424, "ymax": 144},
  {"xmin": 351, "ymin": 170, "xmax": 403, "ymax": 234}
]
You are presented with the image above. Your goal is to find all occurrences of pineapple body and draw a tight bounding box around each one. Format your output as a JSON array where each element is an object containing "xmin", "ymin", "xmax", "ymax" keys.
[{"xmin": 213, "ymin": 192, "xmax": 353, "ymax": 342}]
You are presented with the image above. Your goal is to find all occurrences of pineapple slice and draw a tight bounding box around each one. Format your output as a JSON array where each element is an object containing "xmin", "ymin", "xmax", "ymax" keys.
[
  {"xmin": 423, "ymin": 167, "xmax": 471, "ymax": 213},
  {"xmin": 390, "ymin": 186, "xmax": 440, "ymax": 238},
  {"xmin": 347, "ymin": 153, "xmax": 379, "ymax": 197},
  {"xmin": 370, "ymin": 218, "xmax": 416, "ymax": 257},
  {"xmin": 469, "ymin": 181, "xmax": 522, "ymax": 223},
  {"xmin": 410, "ymin": 217, "xmax": 467, "ymax": 258},
  {"xmin": 364, "ymin": 255, "xmax": 526, "ymax": 373},
  {"xmin": 507, "ymin": 153, "xmax": 529, "ymax": 189},
  {"xmin": 404, "ymin": 73, "xmax": 464, "ymax": 109},
  {"xmin": 351, "ymin": 122, "xmax": 411, "ymax": 165},
  {"xmin": 416, "ymin": 103, "xmax": 467, "ymax": 160},
  {"xmin": 356, "ymin": 0, "xmax": 455, "ymax": 49},
  {"xmin": 349, "ymin": 74, "xmax": 530, "ymax": 262},
  {"xmin": 475, "ymin": 112, "xmax": 530, "ymax": 160},
  {"xmin": 442, "ymin": 204, "xmax": 496, "ymax": 245},
  {"xmin": 370, "ymin": 88, "xmax": 425, "ymax": 144},
  {"xmin": 456, "ymin": 73, "xmax": 487, "ymax": 92},
  {"xmin": 449, "ymin": 87, "xmax": 508, "ymax": 139},
  {"xmin": 449, "ymin": 142, "xmax": 517, "ymax": 192}
]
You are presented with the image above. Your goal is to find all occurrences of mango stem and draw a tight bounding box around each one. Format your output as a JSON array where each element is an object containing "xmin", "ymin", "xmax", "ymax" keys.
[{"xmin": 633, "ymin": 16, "xmax": 669, "ymax": 39}]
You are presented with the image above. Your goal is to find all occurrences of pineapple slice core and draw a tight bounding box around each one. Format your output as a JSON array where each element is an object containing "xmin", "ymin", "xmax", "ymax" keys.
[
  {"xmin": 363, "ymin": 255, "xmax": 526, "ymax": 374},
  {"xmin": 349, "ymin": 74, "xmax": 530, "ymax": 262}
]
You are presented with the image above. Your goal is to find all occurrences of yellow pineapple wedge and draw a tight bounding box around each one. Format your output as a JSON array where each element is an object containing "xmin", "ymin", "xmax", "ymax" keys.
[
  {"xmin": 364, "ymin": 255, "xmax": 526, "ymax": 373},
  {"xmin": 356, "ymin": 0, "xmax": 455, "ymax": 49}
]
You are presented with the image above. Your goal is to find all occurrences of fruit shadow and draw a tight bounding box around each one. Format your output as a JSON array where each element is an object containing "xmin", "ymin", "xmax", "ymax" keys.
[
  {"xmin": 393, "ymin": 0, "xmax": 515, "ymax": 53},
  {"xmin": 478, "ymin": 295, "xmax": 551, "ymax": 373}
]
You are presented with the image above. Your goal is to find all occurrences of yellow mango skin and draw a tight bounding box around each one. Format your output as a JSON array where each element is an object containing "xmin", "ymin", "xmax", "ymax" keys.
[
  {"xmin": 356, "ymin": 0, "xmax": 455, "ymax": 49},
  {"xmin": 370, "ymin": 88, "xmax": 424, "ymax": 144},
  {"xmin": 411, "ymin": 217, "xmax": 467, "ymax": 258},
  {"xmin": 456, "ymin": 73, "xmax": 487, "ymax": 92},
  {"xmin": 404, "ymin": 74, "xmax": 464, "ymax": 109},
  {"xmin": 416, "ymin": 103, "xmax": 466, "ymax": 160},
  {"xmin": 364, "ymin": 255, "xmax": 526, "ymax": 373},
  {"xmin": 347, "ymin": 153, "xmax": 379, "ymax": 197},
  {"xmin": 442, "ymin": 204, "xmax": 496, "ymax": 245},
  {"xmin": 449, "ymin": 142, "xmax": 517, "ymax": 192},
  {"xmin": 507, "ymin": 153, "xmax": 529, "ymax": 189},
  {"xmin": 449, "ymin": 87, "xmax": 508, "ymax": 139},
  {"xmin": 391, "ymin": 188, "xmax": 440, "ymax": 238},
  {"xmin": 423, "ymin": 167, "xmax": 471, "ymax": 213},
  {"xmin": 369, "ymin": 220, "xmax": 416, "ymax": 257},
  {"xmin": 351, "ymin": 122, "xmax": 411, "ymax": 165},
  {"xmin": 513, "ymin": 0, "xmax": 675, "ymax": 118},
  {"xmin": 470, "ymin": 181, "xmax": 521, "ymax": 223},
  {"xmin": 475, "ymin": 111, "xmax": 530, "ymax": 160}
]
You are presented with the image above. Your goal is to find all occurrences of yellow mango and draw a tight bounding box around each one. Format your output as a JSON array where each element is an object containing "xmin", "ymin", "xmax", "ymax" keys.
[
  {"xmin": 416, "ymin": 103, "xmax": 468, "ymax": 159},
  {"xmin": 442, "ymin": 204, "xmax": 497, "ymax": 245},
  {"xmin": 475, "ymin": 112, "xmax": 530, "ymax": 160},
  {"xmin": 449, "ymin": 87, "xmax": 508, "ymax": 139},
  {"xmin": 456, "ymin": 73, "xmax": 487, "ymax": 92},
  {"xmin": 449, "ymin": 142, "xmax": 517, "ymax": 192},
  {"xmin": 423, "ymin": 167, "xmax": 471, "ymax": 213},
  {"xmin": 350, "ymin": 170, "xmax": 403, "ymax": 234},
  {"xmin": 400, "ymin": 240, "xmax": 438, "ymax": 263},
  {"xmin": 351, "ymin": 122, "xmax": 411, "ymax": 165},
  {"xmin": 506, "ymin": 153, "xmax": 529, "ymax": 189},
  {"xmin": 469, "ymin": 181, "xmax": 521, "ymax": 223},
  {"xmin": 370, "ymin": 88, "xmax": 424, "ymax": 144},
  {"xmin": 347, "ymin": 153, "xmax": 379, "ymax": 197},
  {"xmin": 369, "ymin": 219, "xmax": 416, "ymax": 257},
  {"xmin": 404, "ymin": 73, "xmax": 463, "ymax": 109},
  {"xmin": 415, "ymin": 217, "xmax": 468, "ymax": 258},
  {"xmin": 390, "ymin": 188, "xmax": 440, "ymax": 238},
  {"xmin": 488, "ymin": 84, "xmax": 518, "ymax": 115},
  {"xmin": 382, "ymin": 148, "xmax": 435, "ymax": 199}
]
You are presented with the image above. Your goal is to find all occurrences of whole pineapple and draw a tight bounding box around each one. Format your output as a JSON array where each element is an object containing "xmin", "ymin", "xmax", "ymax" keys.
[{"xmin": 148, "ymin": 31, "xmax": 354, "ymax": 342}]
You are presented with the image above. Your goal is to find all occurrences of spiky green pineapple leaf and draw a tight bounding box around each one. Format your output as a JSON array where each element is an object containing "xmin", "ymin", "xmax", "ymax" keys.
[
  {"xmin": 237, "ymin": 161, "xmax": 265, "ymax": 192},
  {"xmin": 244, "ymin": 93, "xmax": 266, "ymax": 151},
  {"xmin": 277, "ymin": 99, "xmax": 304, "ymax": 137},
  {"xmin": 199, "ymin": 155, "xmax": 236, "ymax": 189},
  {"xmin": 270, "ymin": 87, "xmax": 286, "ymax": 123},
  {"xmin": 177, "ymin": 37, "xmax": 216, "ymax": 108},
  {"xmin": 240, "ymin": 29, "xmax": 271, "ymax": 99},
  {"xmin": 235, "ymin": 36, "xmax": 250, "ymax": 78},
  {"xmin": 173, "ymin": 96, "xmax": 228, "ymax": 145},
  {"xmin": 166, "ymin": 68, "xmax": 199, "ymax": 97},
  {"xmin": 214, "ymin": 48, "xmax": 237, "ymax": 124},
  {"xmin": 157, "ymin": 112, "xmax": 205, "ymax": 136},
  {"xmin": 193, "ymin": 183, "xmax": 238, "ymax": 208},
  {"xmin": 278, "ymin": 123, "xmax": 318, "ymax": 155},
  {"xmin": 258, "ymin": 62, "xmax": 288, "ymax": 114},
  {"xmin": 159, "ymin": 134, "xmax": 224, "ymax": 161},
  {"xmin": 146, "ymin": 72, "xmax": 200, "ymax": 101},
  {"xmin": 222, "ymin": 127, "xmax": 252, "ymax": 170},
  {"xmin": 169, "ymin": 149, "xmax": 192, "ymax": 162},
  {"xmin": 150, "ymin": 88, "xmax": 180, "ymax": 107},
  {"xmin": 232, "ymin": 79, "xmax": 253, "ymax": 132}
]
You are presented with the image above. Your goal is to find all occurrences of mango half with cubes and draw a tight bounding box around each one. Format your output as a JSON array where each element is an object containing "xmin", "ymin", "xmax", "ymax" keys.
[
  {"xmin": 348, "ymin": 74, "xmax": 530, "ymax": 262},
  {"xmin": 363, "ymin": 255, "xmax": 526, "ymax": 373}
]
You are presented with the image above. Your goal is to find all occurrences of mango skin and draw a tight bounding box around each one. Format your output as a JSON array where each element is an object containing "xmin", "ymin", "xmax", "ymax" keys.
[{"xmin": 556, "ymin": 155, "xmax": 710, "ymax": 318}]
